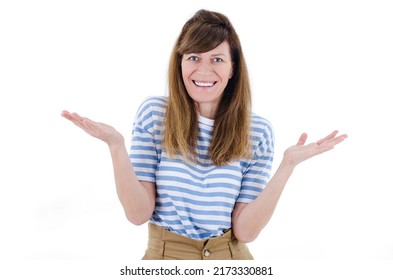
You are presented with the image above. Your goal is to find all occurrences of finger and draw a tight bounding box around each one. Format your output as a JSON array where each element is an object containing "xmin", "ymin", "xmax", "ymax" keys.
[
  {"xmin": 317, "ymin": 130, "xmax": 339, "ymax": 145},
  {"xmin": 61, "ymin": 110, "xmax": 70, "ymax": 116},
  {"xmin": 61, "ymin": 110, "xmax": 74, "ymax": 120},
  {"xmin": 71, "ymin": 112, "xmax": 85, "ymax": 122},
  {"xmin": 61, "ymin": 110, "xmax": 84, "ymax": 124},
  {"xmin": 327, "ymin": 134, "xmax": 348, "ymax": 146},
  {"xmin": 61, "ymin": 111, "xmax": 87, "ymax": 129},
  {"xmin": 81, "ymin": 116, "xmax": 95, "ymax": 125},
  {"xmin": 296, "ymin": 133, "xmax": 308, "ymax": 146},
  {"xmin": 316, "ymin": 134, "xmax": 348, "ymax": 154},
  {"xmin": 73, "ymin": 114, "xmax": 99, "ymax": 128}
]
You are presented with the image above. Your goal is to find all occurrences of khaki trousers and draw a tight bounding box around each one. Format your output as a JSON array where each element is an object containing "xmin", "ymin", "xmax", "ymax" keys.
[{"xmin": 142, "ymin": 223, "xmax": 254, "ymax": 260}]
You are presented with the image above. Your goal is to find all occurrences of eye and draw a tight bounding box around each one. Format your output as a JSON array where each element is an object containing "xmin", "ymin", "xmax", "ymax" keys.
[
  {"xmin": 213, "ymin": 57, "xmax": 224, "ymax": 63},
  {"xmin": 187, "ymin": 55, "xmax": 199, "ymax": 61}
]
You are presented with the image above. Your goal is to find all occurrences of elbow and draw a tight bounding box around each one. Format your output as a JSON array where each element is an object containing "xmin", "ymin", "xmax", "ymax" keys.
[
  {"xmin": 124, "ymin": 208, "xmax": 153, "ymax": 226},
  {"xmin": 233, "ymin": 227, "xmax": 259, "ymax": 243},
  {"xmin": 126, "ymin": 215, "xmax": 149, "ymax": 226},
  {"xmin": 235, "ymin": 234, "xmax": 258, "ymax": 244}
]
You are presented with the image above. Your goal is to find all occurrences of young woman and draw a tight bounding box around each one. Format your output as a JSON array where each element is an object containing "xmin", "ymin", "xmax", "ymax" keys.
[{"xmin": 61, "ymin": 9, "xmax": 347, "ymax": 260}]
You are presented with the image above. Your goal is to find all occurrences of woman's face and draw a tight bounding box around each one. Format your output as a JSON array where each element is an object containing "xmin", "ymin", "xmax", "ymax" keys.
[{"xmin": 181, "ymin": 41, "xmax": 233, "ymax": 118}]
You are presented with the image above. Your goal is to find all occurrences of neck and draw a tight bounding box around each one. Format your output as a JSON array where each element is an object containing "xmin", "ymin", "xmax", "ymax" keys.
[{"xmin": 196, "ymin": 103, "xmax": 217, "ymax": 119}]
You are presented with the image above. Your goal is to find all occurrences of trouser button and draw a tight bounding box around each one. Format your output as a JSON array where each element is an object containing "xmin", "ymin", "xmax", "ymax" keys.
[{"xmin": 204, "ymin": 249, "xmax": 211, "ymax": 257}]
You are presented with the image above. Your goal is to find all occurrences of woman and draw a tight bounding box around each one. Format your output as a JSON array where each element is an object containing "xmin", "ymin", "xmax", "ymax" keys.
[{"xmin": 61, "ymin": 9, "xmax": 347, "ymax": 260}]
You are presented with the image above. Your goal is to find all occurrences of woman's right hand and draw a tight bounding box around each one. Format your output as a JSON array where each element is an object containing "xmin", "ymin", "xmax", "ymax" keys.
[{"xmin": 61, "ymin": 110, "xmax": 125, "ymax": 148}]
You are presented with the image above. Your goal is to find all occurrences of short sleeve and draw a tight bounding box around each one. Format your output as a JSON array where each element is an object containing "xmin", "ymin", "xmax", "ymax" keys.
[
  {"xmin": 237, "ymin": 119, "xmax": 274, "ymax": 203},
  {"xmin": 129, "ymin": 98, "xmax": 162, "ymax": 183}
]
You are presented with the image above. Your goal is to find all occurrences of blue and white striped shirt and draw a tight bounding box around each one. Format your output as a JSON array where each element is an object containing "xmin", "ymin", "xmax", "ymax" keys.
[{"xmin": 129, "ymin": 96, "xmax": 274, "ymax": 240}]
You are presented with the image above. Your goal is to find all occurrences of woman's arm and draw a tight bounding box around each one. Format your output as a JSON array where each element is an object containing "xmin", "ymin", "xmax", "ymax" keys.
[
  {"xmin": 61, "ymin": 111, "xmax": 155, "ymax": 225},
  {"xmin": 232, "ymin": 131, "xmax": 347, "ymax": 243}
]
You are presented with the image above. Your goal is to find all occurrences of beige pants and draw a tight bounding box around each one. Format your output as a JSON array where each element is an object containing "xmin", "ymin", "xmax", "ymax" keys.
[{"xmin": 142, "ymin": 223, "xmax": 254, "ymax": 260}]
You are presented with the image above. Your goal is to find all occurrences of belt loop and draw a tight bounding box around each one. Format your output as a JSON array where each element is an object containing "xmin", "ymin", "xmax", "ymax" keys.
[
  {"xmin": 162, "ymin": 240, "xmax": 166, "ymax": 257},
  {"xmin": 160, "ymin": 223, "xmax": 165, "ymax": 240},
  {"xmin": 228, "ymin": 240, "xmax": 237, "ymax": 260}
]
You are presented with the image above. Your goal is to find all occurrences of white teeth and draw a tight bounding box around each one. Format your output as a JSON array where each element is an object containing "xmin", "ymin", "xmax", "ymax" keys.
[{"xmin": 194, "ymin": 81, "xmax": 214, "ymax": 87}]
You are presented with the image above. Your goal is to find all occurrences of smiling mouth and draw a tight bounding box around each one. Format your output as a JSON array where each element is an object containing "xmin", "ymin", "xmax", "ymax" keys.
[{"xmin": 193, "ymin": 80, "xmax": 216, "ymax": 87}]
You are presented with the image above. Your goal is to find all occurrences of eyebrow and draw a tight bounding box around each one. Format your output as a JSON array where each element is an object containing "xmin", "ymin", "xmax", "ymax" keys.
[{"xmin": 185, "ymin": 52, "xmax": 227, "ymax": 56}]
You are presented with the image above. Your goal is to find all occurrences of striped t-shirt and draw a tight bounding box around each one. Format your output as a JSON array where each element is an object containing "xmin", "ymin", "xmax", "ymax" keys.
[{"xmin": 129, "ymin": 96, "xmax": 274, "ymax": 240}]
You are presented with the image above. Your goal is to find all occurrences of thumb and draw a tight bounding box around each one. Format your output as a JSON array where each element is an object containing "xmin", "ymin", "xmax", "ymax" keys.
[{"xmin": 296, "ymin": 133, "xmax": 308, "ymax": 146}]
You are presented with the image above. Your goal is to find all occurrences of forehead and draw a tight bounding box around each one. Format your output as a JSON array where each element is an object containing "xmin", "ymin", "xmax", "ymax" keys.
[{"xmin": 185, "ymin": 41, "xmax": 231, "ymax": 55}]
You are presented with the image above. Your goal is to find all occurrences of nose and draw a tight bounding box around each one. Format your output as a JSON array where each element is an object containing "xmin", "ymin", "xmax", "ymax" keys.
[{"xmin": 196, "ymin": 60, "xmax": 213, "ymax": 75}]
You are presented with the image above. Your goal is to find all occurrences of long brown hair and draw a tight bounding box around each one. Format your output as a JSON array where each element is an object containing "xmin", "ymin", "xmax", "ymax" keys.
[{"xmin": 164, "ymin": 9, "xmax": 252, "ymax": 166}]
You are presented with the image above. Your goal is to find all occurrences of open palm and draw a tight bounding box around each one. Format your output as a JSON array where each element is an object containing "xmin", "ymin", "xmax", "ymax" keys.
[
  {"xmin": 61, "ymin": 110, "xmax": 124, "ymax": 147},
  {"xmin": 284, "ymin": 130, "xmax": 347, "ymax": 167}
]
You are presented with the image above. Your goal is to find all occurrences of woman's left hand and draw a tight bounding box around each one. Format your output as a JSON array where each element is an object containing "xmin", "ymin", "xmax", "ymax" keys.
[{"xmin": 283, "ymin": 130, "xmax": 347, "ymax": 168}]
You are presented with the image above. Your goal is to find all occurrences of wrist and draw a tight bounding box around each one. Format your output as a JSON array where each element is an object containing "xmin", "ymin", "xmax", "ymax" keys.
[
  {"xmin": 278, "ymin": 157, "xmax": 296, "ymax": 174},
  {"xmin": 108, "ymin": 137, "xmax": 125, "ymax": 153}
]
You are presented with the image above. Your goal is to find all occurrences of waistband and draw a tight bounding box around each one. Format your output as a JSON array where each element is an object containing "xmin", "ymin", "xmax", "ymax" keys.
[{"xmin": 148, "ymin": 223, "xmax": 234, "ymax": 250}]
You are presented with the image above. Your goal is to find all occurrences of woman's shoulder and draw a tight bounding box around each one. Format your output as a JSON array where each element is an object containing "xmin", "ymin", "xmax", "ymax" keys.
[
  {"xmin": 247, "ymin": 113, "xmax": 275, "ymax": 155},
  {"xmin": 139, "ymin": 95, "xmax": 168, "ymax": 110},
  {"xmin": 250, "ymin": 113, "xmax": 273, "ymax": 134},
  {"xmin": 135, "ymin": 96, "xmax": 168, "ymax": 117}
]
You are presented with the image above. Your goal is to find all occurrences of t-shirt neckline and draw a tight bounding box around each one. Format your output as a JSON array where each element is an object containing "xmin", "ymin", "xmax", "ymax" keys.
[{"xmin": 197, "ymin": 114, "xmax": 215, "ymax": 126}]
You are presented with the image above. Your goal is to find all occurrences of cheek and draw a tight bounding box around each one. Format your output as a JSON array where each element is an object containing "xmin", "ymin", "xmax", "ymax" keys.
[
  {"xmin": 217, "ymin": 65, "xmax": 233, "ymax": 80},
  {"xmin": 181, "ymin": 65, "xmax": 192, "ymax": 81},
  {"xmin": 221, "ymin": 69, "xmax": 233, "ymax": 81}
]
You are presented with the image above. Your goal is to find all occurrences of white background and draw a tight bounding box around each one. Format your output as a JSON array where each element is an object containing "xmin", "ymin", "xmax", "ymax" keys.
[{"xmin": 1, "ymin": 0, "xmax": 392, "ymax": 276}]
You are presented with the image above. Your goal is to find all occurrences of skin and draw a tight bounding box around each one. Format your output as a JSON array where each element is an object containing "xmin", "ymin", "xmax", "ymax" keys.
[
  {"xmin": 231, "ymin": 131, "xmax": 347, "ymax": 242},
  {"xmin": 61, "ymin": 112, "xmax": 156, "ymax": 225},
  {"xmin": 181, "ymin": 41, "xmax": 233, "ymax": 119},
  {"xmin": 61, "ymin": 43, "xmax": 348, "ymax": 242}
]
